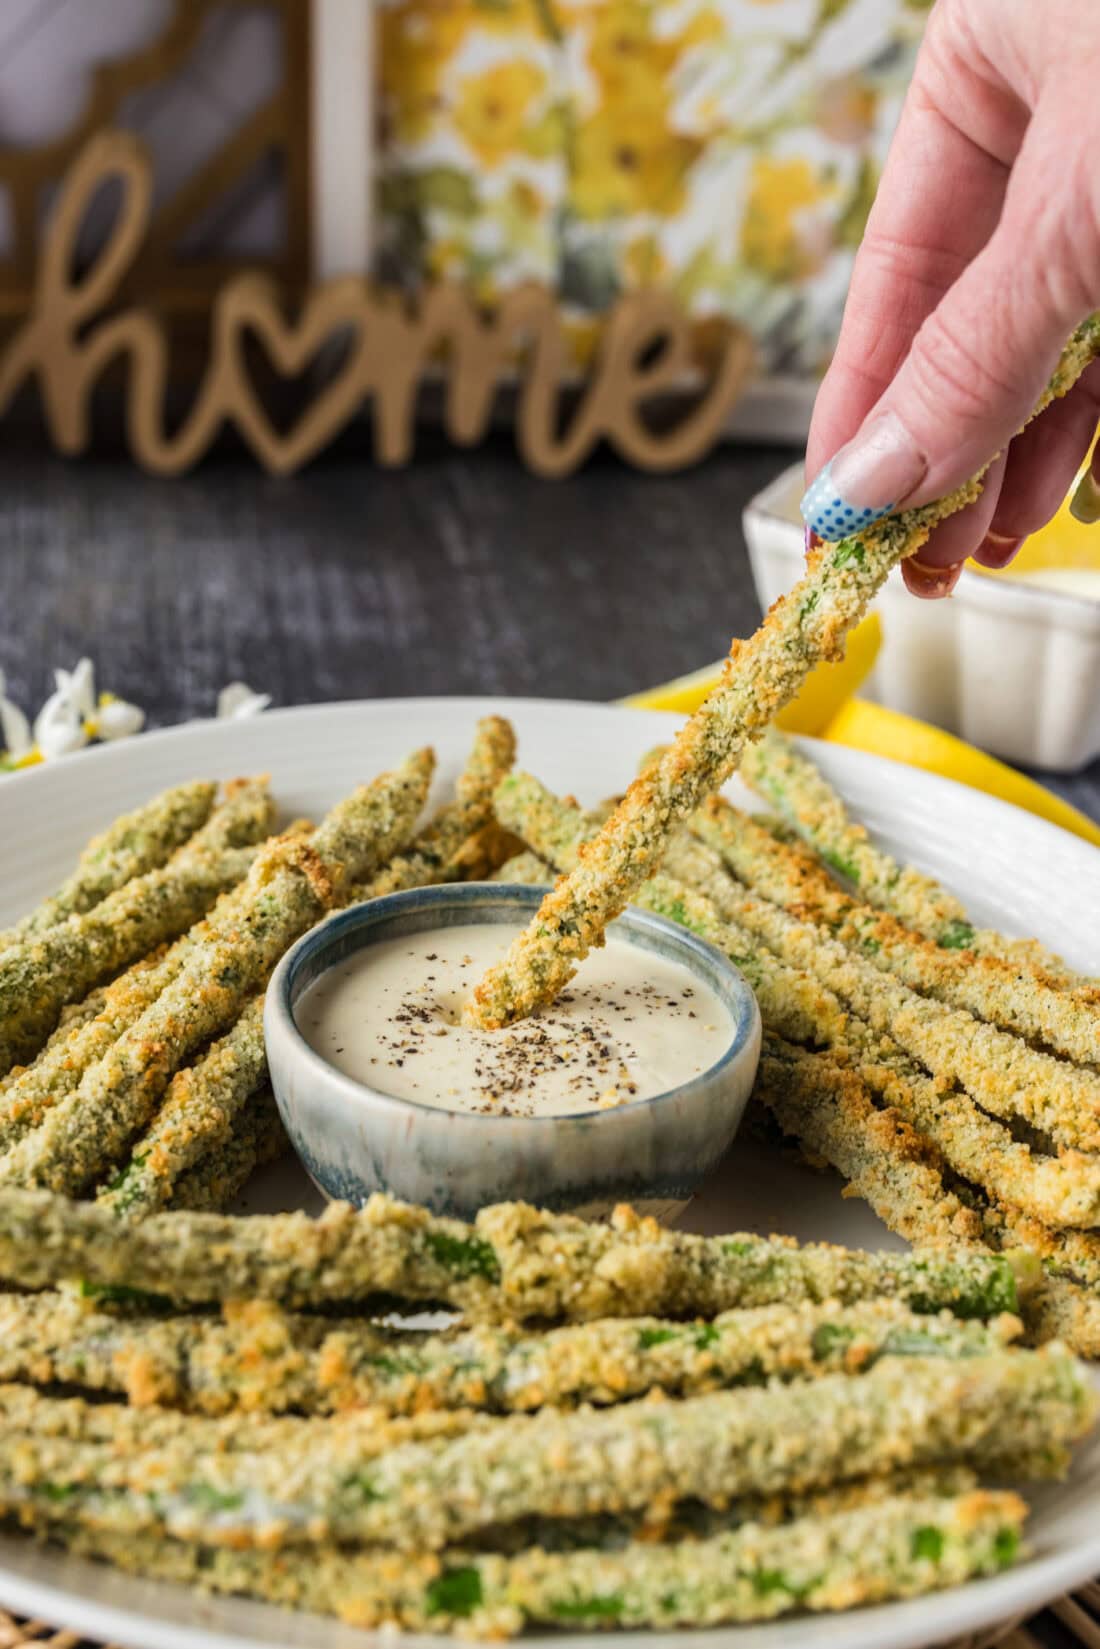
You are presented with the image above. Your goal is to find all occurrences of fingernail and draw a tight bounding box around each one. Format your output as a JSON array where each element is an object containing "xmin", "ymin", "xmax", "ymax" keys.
[
  {"xmin": 903, "ymin": 556, "xmax": 964, "ymax": 599},
  {"xmin": 977, "ymin": 530, "xmax": 1023, "ymax": 569},
  {"xmin": 1069, "ymin": 469, "xmax": 1100, "ymax": 525},
  {"xmin": 800, "ymin": 412, "xmax": 928, "ymax": 540}
]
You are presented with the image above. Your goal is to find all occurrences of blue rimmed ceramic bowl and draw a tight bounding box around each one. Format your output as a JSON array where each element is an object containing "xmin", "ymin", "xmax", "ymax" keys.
[{"xmin": 265, "ymin": 883, "xmax": 761, "ymax": 1222}]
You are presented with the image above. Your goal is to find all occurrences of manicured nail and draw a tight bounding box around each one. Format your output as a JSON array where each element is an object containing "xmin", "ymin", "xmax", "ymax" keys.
[
  {"xmin": 1069, "ymin": 468, "xmax": 1100, "ymax": 525},
  {"xmin": 903, "ymin": 556, "xmax": 964, "ymax": 599},
  {"xmin": 976, "ymin": 530, "xmax": 1023, "ymax": 569},
  {"xmin": 800, "ymin": 412, "xmax": 928, "ymax": 540}
]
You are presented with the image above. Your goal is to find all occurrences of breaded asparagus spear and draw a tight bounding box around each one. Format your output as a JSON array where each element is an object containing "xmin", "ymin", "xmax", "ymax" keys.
[
  {"xmin": 753, "ymin": 1037, "xmax": 988, "ymax": 1252},
  {"xmin": 175, "ymin": 777, "xmax": 277, "ymax": 857},
  {"xmin": 660, "ymin": 858, "xmax": 1100, "ymax": 1231},
  {"xmin": 0, "ymin": 1379, "xmax": 484, "ymax": 1456},
  {"xmin": 693, "ymin": 794, "xmax": 1100, "ymax": 1067},
  {"xmin": 0, "ymin": 1291, "xmax": 1016, "ymax": 1417},
  {"xmin": 168, "ymin": 1084, "xmax": 287, "ymax": 1213},
  {"xmin": 0, "ymin": 779, "xmax": 277, "ymax": 1079},
  {"xmin": 0, "ymin": 845, "xmax": 259, "ymax": 1076},
  {"xmin": 752, "ymin": 1041, "xmax": 1100, "ymax": 1357},
  {"xmin": 490, "ymin": 850, "xmax": 553, "ymax": 884},
  {"xmin": 740, "ymin": 730, "xmax": 1091, "ymax": 985},
  {"xmin": 0, "ymin": 1186, "xmax": 1024, "ymax": 1318},
  {"xmin": 0, "ymin": 810, "xmax": 302, "ymax": 1155},
  {"xmin": 0, "ymin": 780, "xmax": 216, "ymax": 947},
  {"xmin": 0, "ymin": 988, "xmax": 107, "ymax": 1102},
  {"xmin": 465, "ymin": 319, "xmax": 1100, "ymax": 1028},
  {"xmin": 671, "ymin": 851, "xmax": 1100, "ymax": 1220},
  {"xmin": 41, "ymin": 1490, "xmax": 1027, "ymax": 1635},
  {"xmin": 0, "ymin": 1351, "xmax": 1084, "ymax": 1549},
  {"xmin": 352, "ymin": 716, "xmax": 516, "ymax": 900},
  {"xmin": 96, "ymin": 994, "xmax": 268, "ymax": 1217},
  {"xmin": 495, "ymin": 773, "xmax": 1100, "ymax": 1227},
  {"xmin": 0, "ymin": 752, "xmax": 433, "ymax": 1194}
]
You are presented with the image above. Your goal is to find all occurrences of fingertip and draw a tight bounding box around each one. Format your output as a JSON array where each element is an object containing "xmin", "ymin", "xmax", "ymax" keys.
[
  {"xmin": 903, "ymin": 556, "xmax": 965, "ymax": 599},
  {"xmin": 973, "ymin": 531, "xmax": 1024, "ymax": 570}
]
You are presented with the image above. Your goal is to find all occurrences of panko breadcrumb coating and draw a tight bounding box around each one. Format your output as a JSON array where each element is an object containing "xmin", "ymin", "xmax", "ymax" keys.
[
  {"xmin": 40, "ymin": 1490, "xmax": 1028, "ymax": 1635},
  {"xmin": 0, "ymin": 751, "xmax": 433, "ymax": 1195},
  {"xmin": 0, "ymin": 1186, "xmax": 1022, "ymax": 1319}
]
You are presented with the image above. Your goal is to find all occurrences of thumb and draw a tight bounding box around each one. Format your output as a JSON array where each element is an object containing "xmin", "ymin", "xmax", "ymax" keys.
[{"xmin": 801, "ymin": 99, "xmax": 1098, "ymax": 540}]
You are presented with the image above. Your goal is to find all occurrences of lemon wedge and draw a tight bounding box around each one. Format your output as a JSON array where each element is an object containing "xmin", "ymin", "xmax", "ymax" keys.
[
  {"xmin": 823, "ymin": 699, "xmax": 1100, "ymax": 849},
  {"xmin": 623, "ymin": 612, "xmax": 882, "ymax": 735}
]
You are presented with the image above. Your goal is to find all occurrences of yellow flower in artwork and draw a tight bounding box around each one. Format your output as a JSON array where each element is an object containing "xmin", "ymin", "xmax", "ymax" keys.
[
  {"xmin": 740, "ymin": 155, "xmax": 837, "ymax": 281},
  {"xmin": 573, "ymin": 107, "xmax": 702, "ymax": 219},
  {"xmin": 454, "ymin": 60, "xmax": 547, "ymax": 167},
  {"xmin": 379, "ymin": 4, "xmax": 471, "ymax": 143},
  {"xmin": 380, "ymin": 1, "xmax": 536, "ymax": 143},
  {"xmin": 588, "ymin": 2, "xmax": 678, "ymax": 105}
]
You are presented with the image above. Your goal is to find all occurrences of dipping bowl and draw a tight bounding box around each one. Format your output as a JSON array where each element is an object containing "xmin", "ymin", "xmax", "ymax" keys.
[{"xmin": 265, "ymin": 882, "xmax": 761, "ymax": 1222}]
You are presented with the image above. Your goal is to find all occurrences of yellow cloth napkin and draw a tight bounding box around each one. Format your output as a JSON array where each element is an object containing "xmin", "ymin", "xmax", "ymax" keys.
[{"xmin": 620, "ymin": 613, "xmax": 1100, "ymax": 851}]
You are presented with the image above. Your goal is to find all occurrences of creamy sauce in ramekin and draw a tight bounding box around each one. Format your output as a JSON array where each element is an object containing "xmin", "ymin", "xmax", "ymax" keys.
[{"xmin": 298, "ymin": 923, "xmax": 731, "ymax": 1118}]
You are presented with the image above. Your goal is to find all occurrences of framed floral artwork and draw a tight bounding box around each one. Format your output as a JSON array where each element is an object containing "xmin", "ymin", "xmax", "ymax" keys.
[{"xmin": 374, "ymin": 0, "xmax": 931, "ymax": 438}]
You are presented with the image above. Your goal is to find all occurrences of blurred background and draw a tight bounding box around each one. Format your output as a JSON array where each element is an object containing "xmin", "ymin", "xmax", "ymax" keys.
[{"xmin": 0, "ymin": 0, "xmax": 1096, "ymax": 820}]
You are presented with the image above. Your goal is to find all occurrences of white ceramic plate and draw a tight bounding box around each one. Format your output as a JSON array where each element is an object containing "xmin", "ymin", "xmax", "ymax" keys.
[{"xmin": 0, "ymin": 697, "xmax": 1098, "ymax": 1649}]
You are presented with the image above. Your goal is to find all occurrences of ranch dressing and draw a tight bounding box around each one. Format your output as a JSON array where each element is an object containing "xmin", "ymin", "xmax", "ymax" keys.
[{"xmin": 299, "ymin": 924, "xmax": 731, "ymax": 1118}]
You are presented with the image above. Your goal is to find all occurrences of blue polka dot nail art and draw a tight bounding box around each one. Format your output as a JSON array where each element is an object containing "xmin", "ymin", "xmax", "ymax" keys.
[{"xmin": 800, "ymin": 462, "xmax": 896, "ymax": 542}]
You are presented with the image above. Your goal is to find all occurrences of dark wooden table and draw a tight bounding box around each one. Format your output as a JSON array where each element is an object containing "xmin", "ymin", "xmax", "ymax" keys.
[
  {"xmin": 0, "ymin": 425, "xmax": 1096, "ymax": 1645},
  {"xmin": 1, "ymin": 420, "xmax": 1097, "ymax": 824}
]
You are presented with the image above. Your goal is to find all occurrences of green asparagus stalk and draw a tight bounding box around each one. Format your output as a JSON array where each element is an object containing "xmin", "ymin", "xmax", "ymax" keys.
[
  {"xmin": 692, "ymin": 793, "xmax": 1100, "ymax": 1068},
  {"xmin": 464, "ymin": 319, "xmax": 1100, "ymax": 1029},
  {"xmin": 495, "ymin": 771, "xmax": 1100, "ymax": 1230},
  {"xmin": 176, "ymin": 778, "xmax": 276, "ymax": 855},
  {"xmin": 0, "ymin": 1291, "xmax": 1017, "ymax": 1417},
  {"xmin": 38, "ymin": 1490, "xmax": 1028, "ymax": 1635},
  {"xmin": 0, "ymin": 812, "xmax": 303, "ymax": 1155},
  {"xmin": 0, "ymin": 1351, "xmax": 1084, "ymax": 1549},
  {"xmin": 0, "ymin": 776, "xmax": 274, "ymax": 1082},
  {"xmin": 351, "ymin": 716, "xmax": 516, "ymax": 900},
  {"xmin": 0, "ymin": 1186, "xmax": 1024, "ymax": 1319},
  {"xmin": 753, "ymin": 1036, "xmax": 988, "ymax": 1251},
  {"xmin": 490, "ymin": 850, "xmax": 553, "ymax": 885},
  {"xmin": 0, "ymin": 751, "xmax": 433, "ymax": 1194},
  {"xmin": 753, "ymin": 1038, "xmax": 1100, "ymax": 1357},
  {"xmin": 0, "ymin": 988, "xmax": 107, "ymax": 1101},
  {"xmin": 664, "ymin": 848, "xmax": 1100, "ymax": 1227},
  {"xmin": 740, "ymin": 731, "xmax": 1091, "ymax": 986},
  {"xmin": 96, "ymin": 994, "xmax": 268, "ymax": 1217},
  {"xmin": 0, "ymin": 1378, "xmax": 485, "ymax": 1456},
  {"xmin": 0, "ymin": 780, "xmax": 216, "ymax": 948},
  {"xmin": 0, "ymin": 843, "xmax": 259, "ymax": 1076},
  {"xmin": 168, "ymin": 1084, "xmax": 288, "ymax": 1213}
]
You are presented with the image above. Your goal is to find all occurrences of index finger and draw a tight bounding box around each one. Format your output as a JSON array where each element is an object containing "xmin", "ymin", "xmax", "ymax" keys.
[{"xmin": 806, "ymin": 55, "xmax": 1017, "ymax": 475}]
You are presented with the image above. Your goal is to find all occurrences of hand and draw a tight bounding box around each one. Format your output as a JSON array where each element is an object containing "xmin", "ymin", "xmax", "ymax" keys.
[{"xmin": 800, "ymin": 0, "xmax": 1100, "ymax": 597}]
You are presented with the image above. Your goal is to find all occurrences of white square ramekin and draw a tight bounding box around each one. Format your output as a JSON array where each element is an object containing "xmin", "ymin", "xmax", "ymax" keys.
[{"xmin": 744, "ymin": 462, "xmax": 1100, "ymax": 774}]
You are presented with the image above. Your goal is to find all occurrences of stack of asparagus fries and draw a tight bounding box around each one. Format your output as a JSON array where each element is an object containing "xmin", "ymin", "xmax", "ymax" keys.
[
  {"xmin": 489, "ymin": 731, "xmax": 1100, "ymax": 1358},
  {"xmin": 0, "ymin": 1187, "xmax": 1092, "ymax": 1631},
  {"xmin": 0, "ymin": 717, "xmax": 517, "ymax": 1214},
  {"xmin": 0, "ymin": 736, "xmax": 1095, "ymax": 1632},
  {"xmin": 0, "ymin": 729, "xmax": 1095, "ymax": 1632}
]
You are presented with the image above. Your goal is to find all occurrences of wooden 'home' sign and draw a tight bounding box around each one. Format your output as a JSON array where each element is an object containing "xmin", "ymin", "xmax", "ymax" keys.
[{"xmin": 0, "ymin": 131, "xmax": 754, "ymax": 478}]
